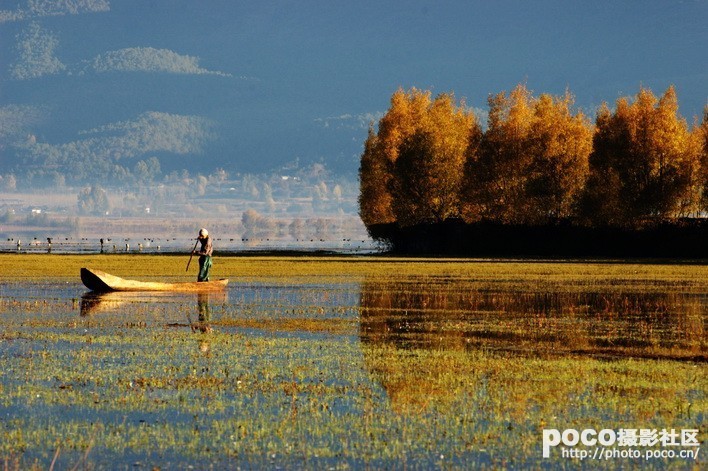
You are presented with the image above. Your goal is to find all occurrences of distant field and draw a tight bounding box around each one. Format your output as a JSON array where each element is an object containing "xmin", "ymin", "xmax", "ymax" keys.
[{"xmin": 2, "ymin": 253, "xmax": 707, "ymax": 288}]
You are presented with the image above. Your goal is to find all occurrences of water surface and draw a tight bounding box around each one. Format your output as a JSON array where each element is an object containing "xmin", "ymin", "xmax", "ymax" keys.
[{"xmin": 0, "ymin": 268, "xmax": 705, "ymax": 468}]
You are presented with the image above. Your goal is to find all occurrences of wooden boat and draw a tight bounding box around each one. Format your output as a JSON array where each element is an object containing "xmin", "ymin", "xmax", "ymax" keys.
[{"xmin": 81, "ymin": 268, "xmax": 228, "ymax": 292}]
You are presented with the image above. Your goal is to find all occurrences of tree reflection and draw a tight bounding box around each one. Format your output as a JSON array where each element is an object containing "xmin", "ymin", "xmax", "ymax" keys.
[
  {"xmin": 360, "ymin": 279, "xmax": 705, "ymax": 360},
  {"xmin": 359, "ymin": 279, "xmax": 705, "ymax": 414}
]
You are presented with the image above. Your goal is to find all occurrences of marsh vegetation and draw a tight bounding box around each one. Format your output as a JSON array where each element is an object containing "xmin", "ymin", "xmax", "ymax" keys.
[{"xmin": 0, "ymin": 255, "xmax": 705, "ymax": 468}]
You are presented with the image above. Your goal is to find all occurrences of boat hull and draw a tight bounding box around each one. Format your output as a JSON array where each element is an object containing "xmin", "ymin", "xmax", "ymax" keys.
[{"xmin": 81, "ymin": 268, "xmax": 228, "ymax": 292}]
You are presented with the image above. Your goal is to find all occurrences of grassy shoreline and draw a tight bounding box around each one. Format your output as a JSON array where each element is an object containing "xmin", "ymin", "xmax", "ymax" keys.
[{"xmin": 2, "ymin": 253, "xmax": 707, "ymax": 285}]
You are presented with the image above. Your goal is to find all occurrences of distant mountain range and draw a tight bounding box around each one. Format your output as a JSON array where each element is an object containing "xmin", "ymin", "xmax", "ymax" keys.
[{"xmin": 1, "ymin": 1, "xmax": 706, "ymax": 184}]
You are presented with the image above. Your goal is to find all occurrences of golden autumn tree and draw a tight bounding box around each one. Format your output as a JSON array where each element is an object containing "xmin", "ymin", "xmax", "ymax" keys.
[
  {"xmin": 526, "ymin": 92, "xmax": 593, "ymax": 220},
  {"xmin": 358, "ymin": 88, "xmax": 432, "ymax": 228},
  {"xmin": 358, "ymin": 126, "xmax": 390, "ymax": 227},
  {"xmin": 579, "ymin": 102, "xmax": 626, "ymax": 225},
  {"xmin": 652, "ymin": 87, "xmax": 702, "ymax": 217},
  {"xmin": 677, "ymin": 111, "xmax": 704, "ymax": 217},
  {"xmin": 463, "ymin": 84, "xmax": 592, "ymax": 224},
  {"xmin": 359, "ymin": 88, "xmax": 479, "ymax": 228},
  {"xmin": 463, "ymin": 85, "xmax": 535, "ymax": 223},
  {"xmin": 698, "ymin": 107, "xmax": 708, "ymax": 213},
  {"xmin": 389, "ymin": 93, "xmax": 479, "ymax": 226},
  {"xmin": 582, "ymin": 86, "xmax": 699, "ymax": 226}
]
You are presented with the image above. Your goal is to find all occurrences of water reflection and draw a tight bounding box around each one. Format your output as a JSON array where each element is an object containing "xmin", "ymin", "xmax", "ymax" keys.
[
  {"xmin": 359, "ymin": 279, "xmax": 706, "ymax": 360},
  {"xmin": 80, "ymin": 291, "xmax": 130, "ymax": 316},
  {"xmin": 359, "ymin": 278, "xmax": 706, "ymax": 414},
  {"xmin": 79, "ymin": 291, "xmax": 226, "ymax": 330},
  {"xmin": 191, "ymin": 293, "xmax": 213, "ymax": 334}
]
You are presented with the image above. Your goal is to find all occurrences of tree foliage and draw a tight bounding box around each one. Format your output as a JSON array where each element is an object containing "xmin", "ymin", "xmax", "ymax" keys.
[
  {"xmin": 359, "ymin": 89, "xmax": 432, "ymax": 226},
  {"xmin": 526, "ymin": 92, "xmax": 593, "ymax": 220},
  {"xmin": 698, "ymin": 107, "xmax": 708, "ymax": 213},
  {"xmin": 360, "ymin": 84, "xmax": 705, "ymax": 236},
  {"xmin": 77, "ymin": 186, "xmax": 109, "ymax": 215},
  {"xmin": 463, "ymin": 85, "xmax": 592, "ymax": 223},
  {"xmin": 359, "ymin": 88, "xmax": 479, "ymax": 227},
  {"xmin": 463, "ymin": 85, "xmax": 536, "ymax": 223},
  {"xmin": 582, "ymin": 86, "xmax": 700, "ymax": 225}
]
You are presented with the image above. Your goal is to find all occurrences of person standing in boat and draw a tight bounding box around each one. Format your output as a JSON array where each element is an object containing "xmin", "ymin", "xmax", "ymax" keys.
[{"xmin": 193, "ymin": 228, "xmax": 213, "ymax": 282}]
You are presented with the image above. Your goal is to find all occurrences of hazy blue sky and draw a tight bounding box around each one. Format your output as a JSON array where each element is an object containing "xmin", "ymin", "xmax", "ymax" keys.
[{"xmin": 1, "ymin": 0, "xmax": 706, "ymax": 176}]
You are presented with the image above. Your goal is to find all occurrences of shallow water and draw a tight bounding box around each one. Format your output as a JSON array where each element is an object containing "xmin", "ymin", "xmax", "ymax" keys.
[
  {"xmin": 0, "ymin": 236, "xmax": 380, "ymax": 255},
  {"xmin": 360, "ymin": 278, "xmax": 707, "ymax": 360},
  {"xmin": 0, "ymin": 272, "xmax": 705, "ymax": 468}
]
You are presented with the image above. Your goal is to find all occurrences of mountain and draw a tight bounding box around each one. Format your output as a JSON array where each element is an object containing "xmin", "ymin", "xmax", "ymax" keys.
[{"xmin": 1, "ymin": 0, "xmax": 706, "ymax": 184}]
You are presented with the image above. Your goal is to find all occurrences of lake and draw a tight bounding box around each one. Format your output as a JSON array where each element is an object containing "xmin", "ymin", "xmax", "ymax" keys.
[{"xmin": 0, "ymin": 256, "xmax": 705, "ymax": 469}]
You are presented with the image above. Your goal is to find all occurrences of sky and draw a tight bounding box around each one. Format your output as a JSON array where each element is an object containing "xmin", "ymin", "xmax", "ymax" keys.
[{"xmin": 1, "ymin": 0, "xmax": 706, "ymax": 178}]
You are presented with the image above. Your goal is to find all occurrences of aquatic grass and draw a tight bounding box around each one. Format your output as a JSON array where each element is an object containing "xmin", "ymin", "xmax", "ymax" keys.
[
  {"xmin": 0, "ymin": 254, "xmax": 705, "ymax": 468},
  {"xmin": 4, "ymin": 327, "xmax": 701, "ymax": 468},
  {"xmin": 2, "ymin": 254, "xmax": 707, "ymax": 291}
]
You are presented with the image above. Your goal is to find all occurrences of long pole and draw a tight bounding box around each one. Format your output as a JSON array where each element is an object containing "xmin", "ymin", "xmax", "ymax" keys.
[{"xmin": 186, "ymin": 239, "xmax": 199, "ymax": 272}]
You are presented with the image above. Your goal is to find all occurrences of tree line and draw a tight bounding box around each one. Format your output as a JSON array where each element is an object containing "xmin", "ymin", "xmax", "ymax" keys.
[{"xmin": 359, "ymin": 85, "xmax": 707, "ymax": 233}]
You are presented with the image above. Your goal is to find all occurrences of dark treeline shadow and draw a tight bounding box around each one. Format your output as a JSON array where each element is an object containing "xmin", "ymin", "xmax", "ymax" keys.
[{"xmin": 368, "ymin": 219, "xmax": 708, "ymax": 258}]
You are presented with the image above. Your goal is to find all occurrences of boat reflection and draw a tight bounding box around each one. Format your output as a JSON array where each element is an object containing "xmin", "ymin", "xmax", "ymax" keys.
[
  {"xmin": 79, "ymin": 291, "xmax": 132, "ymax": 316},
  {"xmin": 79, "ymin": 290, "xmax": 227, "ymax": 330}
]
